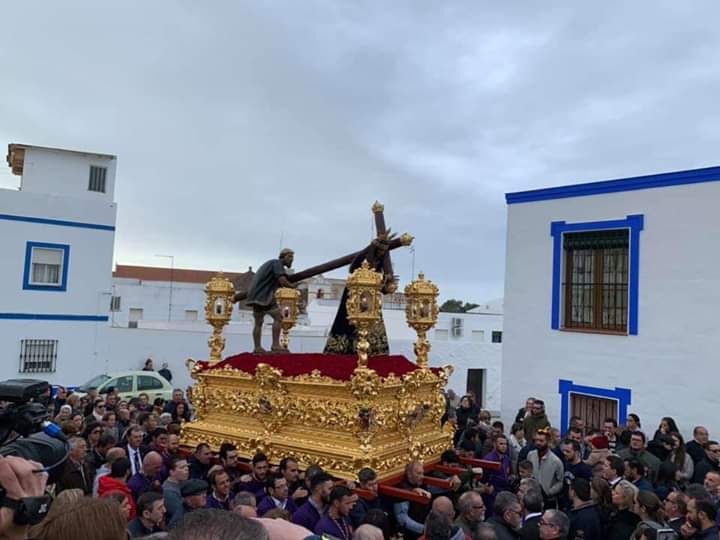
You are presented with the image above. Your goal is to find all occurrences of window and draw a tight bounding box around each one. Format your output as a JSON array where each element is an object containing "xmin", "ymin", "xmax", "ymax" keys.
[
  {"xmin": 471, "ymin": 330, "xmax": 485, "ymax": 342},
  {"xmin": 110, "ymin": 296, "xmax": 121, "ymax": 312},
  {"xmin": 185, "ymin": 310, "xmax": 198, "ymax": 321},
  {"xmin": 491, "ymin": 331, "xmax": 503, "ymax": 343},
  {"xmin": 23, "ymin": 242, "xmax": 70, "ymax": 291},
  {"xmin": 434, "ymin": 329, "xmax": 449, "ymax": 341},
  {"xmin": 19, "ymin": 339, "xmax": 58, "ymax": 373},
  {"xmin": 104, "ymin": 375, "xmax": 133, "ymax": 393},
  {"xmin": 138, "ymin": 375, "xmax": 164, "ymax": 391},
  {"xmin": 551, "ymin": 215, "xmax": 644, "ymax": 335},
  {"xmin": 562, "ymin": 229, "xmax": 628, "ymax": 332},
  {"xmin": 88, "ymin": 166, "xmax": 107, "ymax": 193}
]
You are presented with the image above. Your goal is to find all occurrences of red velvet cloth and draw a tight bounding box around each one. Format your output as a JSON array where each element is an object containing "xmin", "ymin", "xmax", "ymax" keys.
[{"xmin": 199, "ymin": 353, "xmax": 427, "ymax": 381}]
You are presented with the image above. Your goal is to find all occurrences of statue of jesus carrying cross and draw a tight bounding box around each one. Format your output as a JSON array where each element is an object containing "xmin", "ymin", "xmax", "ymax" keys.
[{"xmin": 234, "ymin": 202, "xmax": 412, "ymax": 354}]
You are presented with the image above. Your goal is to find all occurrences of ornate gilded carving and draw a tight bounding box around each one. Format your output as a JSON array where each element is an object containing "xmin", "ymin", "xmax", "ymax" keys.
[
  {"xmin": 275, "ymin": 287, "xmax": 301, "ymax": 350},
  {"xmin": 345, "ymin": 261, "xmax": 384, "ymax": 369},
  {"xmin": 184, "ymin": 272, "xmax": 453, "ymax": 480},
  {"xmin": 204, "ymin": 274, "xmax": 235, "ymax": 364},
  {"xmin": 404, "ymin": 273, "xmax": 439, "ymax": 369}
]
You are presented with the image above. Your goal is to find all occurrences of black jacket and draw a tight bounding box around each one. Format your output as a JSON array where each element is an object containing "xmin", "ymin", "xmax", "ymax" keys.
[
  {"xmin": 487, "ymin": 515, "xmax": 521, "ymax": 540},
  {"xmin": 569, "ymin": 503, "xmax": 603, "ymax": 540},
  {"xmin": 519, "ymin": 514, "xmax": 540, "ymax": 540},
  {"xmin": 607, "ymin": 509, "xmax": 640, "ymax": 540},
  {"xmin": 693, "ymin": 458, "xmax": 720, "ymax": 484},
  {"xmin": 686, "ymin": 440, "xmax": 706, "ymax": 464}
]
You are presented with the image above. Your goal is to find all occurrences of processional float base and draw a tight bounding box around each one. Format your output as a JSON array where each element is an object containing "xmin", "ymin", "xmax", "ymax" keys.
[{"xmin": 181, "ymin": 353, "xmax": 454, "ymax": 481}]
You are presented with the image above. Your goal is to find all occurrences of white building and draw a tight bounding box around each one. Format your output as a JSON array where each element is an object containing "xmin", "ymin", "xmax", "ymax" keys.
[
  {"xmin": 0, "ymin": 144, "xmax": 117, "ymax": 383},
  {"xmin": 108, "ymin": 265, "xmax": 504, "ymax": 411},
  {"xmin": 501, "ymin": 165, "xmax": 720, "ymax": 437},
  {"xmin": 0, "ymin": 142, "xmax": 503, "ymax": 412}
]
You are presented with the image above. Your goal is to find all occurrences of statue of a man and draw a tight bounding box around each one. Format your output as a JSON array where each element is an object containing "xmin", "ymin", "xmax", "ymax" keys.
[{"xmin": 245, "ymin": 248, "xmax": 296, "ymax": 353}]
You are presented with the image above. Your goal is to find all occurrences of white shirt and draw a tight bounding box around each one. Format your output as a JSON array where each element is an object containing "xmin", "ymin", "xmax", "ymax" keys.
[{"xmin": 128, "ymin": 445, "xmax": 143, "ymax": 476}]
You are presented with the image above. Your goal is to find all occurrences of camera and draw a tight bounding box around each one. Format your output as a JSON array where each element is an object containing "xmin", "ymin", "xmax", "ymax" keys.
[{"xmin": 0, "ymin": 379, "xmax": 68, "ymax": 525}]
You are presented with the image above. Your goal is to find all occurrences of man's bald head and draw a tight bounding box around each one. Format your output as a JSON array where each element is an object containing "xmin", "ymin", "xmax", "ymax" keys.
[
  {"xmin": 143, "ymin": 451, "xmax": 163, "ymax": 476},
  {"xmin": 353, "ymin": 524, "xmax": 384, "ymax": 540},
  {"xmin": 431, "ymin": 496, "xmax": 455, "ymax": 521}
]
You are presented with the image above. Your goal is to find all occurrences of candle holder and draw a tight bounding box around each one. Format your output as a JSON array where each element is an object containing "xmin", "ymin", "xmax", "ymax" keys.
[
  {"xmin": 404, "ymin": 272, "xmax": 439, "ymax": 369},
  {"xmin": 275, "ymin": 287, "xmax": 301, "ymax": 350},
  {"xmin": 205, "ymin": 273, "xmax": 235, "ymax": 364},
  {"xmin": 346, "ymin": 261, "xmax": 384, "ymax": 369}
]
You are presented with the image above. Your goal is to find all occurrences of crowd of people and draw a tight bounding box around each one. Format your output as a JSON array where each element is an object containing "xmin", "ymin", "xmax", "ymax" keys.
[{"xmin": 1, "ymin": 384, "xmax": 719, "ymax": 540}]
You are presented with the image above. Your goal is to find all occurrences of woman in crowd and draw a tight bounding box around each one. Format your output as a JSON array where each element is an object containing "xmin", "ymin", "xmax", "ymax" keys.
[
  {"xmin": 633, "ymin": 490, "xmax": 666, "ymax": 533},
  {"xmin": 668, "ymin": 432, "xmax": 694, "ymax": 483},
  {"xmin": 82, "ymin": 421, "xmax": 103, "ymax": 450},
  {"xmin": 54, "ymin": 404, "xmax": 73, "ymax": 424},
  {"xmin": 173, "ymin": 401, "xmax": 190, "ymax": 422},
  {"xmin": 103, "ymin": 410, "xmax": 120, "ymax": 440},
  {"xmin": 653, "ymin": 417, "xmax": 680, "ymax": 440},
  {"xmin": 71, "ymin": 413, "xmax": 84, "ymax": 432},
  {"xmin": 591, "ymin": 476, "xmax": 614, "ymax": 534},
  {"xmin": 654, "ymin": 461, "xmax": 680, "ymax": 501},
  {"xmin": 608, "ymin": 480, "xmax": 640, "ymax": 540}
]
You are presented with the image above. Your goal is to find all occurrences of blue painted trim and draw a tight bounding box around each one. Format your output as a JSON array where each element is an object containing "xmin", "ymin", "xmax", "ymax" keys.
[
  {"xmin": 0, "ymin": 213, "xmax": 115, "ymax": 231},
  {"xmin": 0, "ymin": 313, "xmax": 108, "ymax": 321},
  {"xmin": 506, "ymin": 165, "xmax": 720, "ymax": 204},
  {"xmin": 23, "ymin": 242, "xmax": 71, "ymax": 292},
  {"xmin": 550, "ymin": 215, "xmax": 644, "ymax": 335},
  {"xmin": 558, "ymin": 379, "xmax": 631, "ymax": 435}
]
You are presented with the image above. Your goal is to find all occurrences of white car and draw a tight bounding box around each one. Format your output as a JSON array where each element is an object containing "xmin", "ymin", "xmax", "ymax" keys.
[{"xmin": 72, "ymin": 370, "xmax": 174, "ymax": 402}]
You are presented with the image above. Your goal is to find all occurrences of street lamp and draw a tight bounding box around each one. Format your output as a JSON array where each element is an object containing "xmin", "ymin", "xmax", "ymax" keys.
[{"xmin": 155, "ymin": 254, "xmax": 174, "ymax": 322}]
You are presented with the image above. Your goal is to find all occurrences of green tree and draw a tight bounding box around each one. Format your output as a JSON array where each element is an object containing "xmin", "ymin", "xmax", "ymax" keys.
[{"xmin": 439, "ymin": 299, "xmax": 479, "ymax": 313}]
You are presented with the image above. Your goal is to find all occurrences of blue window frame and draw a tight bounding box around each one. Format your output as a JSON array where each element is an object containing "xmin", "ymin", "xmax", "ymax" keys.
[
  {"xmin": 550, "ymin": 215, "xmax": 644, "ymax": 335},
  {"xmin": 558, "ymin": 379, "xmax": 631, "ymax": 435},
  {"xmin": 22, "ymin": 242, "xmax": 71, "ymax": 292}
]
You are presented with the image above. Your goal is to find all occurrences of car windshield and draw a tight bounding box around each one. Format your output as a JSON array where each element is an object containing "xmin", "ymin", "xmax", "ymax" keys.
[{"xmin": 76, "ymin": 374, "xmax": 111, "ymax": 392}]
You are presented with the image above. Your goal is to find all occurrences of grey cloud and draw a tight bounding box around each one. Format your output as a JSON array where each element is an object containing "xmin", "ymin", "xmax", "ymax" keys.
[{"xmin": 1, "ymin": 1, "xmax": 719, "ymax": 302}]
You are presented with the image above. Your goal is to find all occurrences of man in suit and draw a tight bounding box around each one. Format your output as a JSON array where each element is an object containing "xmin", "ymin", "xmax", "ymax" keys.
[{"xmin": 519, "ymin": 488, "xmax": 543, "ymax": 540}]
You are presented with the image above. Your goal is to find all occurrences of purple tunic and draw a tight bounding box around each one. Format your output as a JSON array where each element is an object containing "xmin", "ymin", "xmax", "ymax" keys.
[
  {"xmin": 292, "ymin": 500, "xmax": 323, "ymax": 531},
  {"xmin": 236, "ymin": 476, "xmax": 266, "ymax": 501},
  {"xmin": 206, "ymin": 492, "xmax": 231, "ymax": 511},
  {"xmin": 257, "ymin": 496, "xmax": 297, "ymax": 516},
  {"xmin": 315, "ymin": 515, "xmax": 353, "ymax": 540}
]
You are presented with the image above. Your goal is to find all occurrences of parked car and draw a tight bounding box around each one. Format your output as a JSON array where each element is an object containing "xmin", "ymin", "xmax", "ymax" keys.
[{"xmin": 72, "ymin": 370, "xmax": 174, "ymax": 402}]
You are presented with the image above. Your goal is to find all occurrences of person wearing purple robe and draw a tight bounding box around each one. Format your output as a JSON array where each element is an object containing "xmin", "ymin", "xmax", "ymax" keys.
[
  {"xmin": 206, "ymin": 468, "xmax": 232, "ymax": 511},
  {"xmin": 257, "ymin": 473, "xmax": 298, "ymax": 516},
  {"xmin": 237, "ymin": 452, "xmax": 271, "ymax": 501},
  {"xmin": 128, "ymin": 451, "xmax": 164, "ymax": 501},
  {"xmin": 314, "ymin": 485, "xmax": 356, "ymax": 540},
  {"xmin": 292, "ymin": 472, "xmax": 333, "ymax": 531},
  {"xmin": 483, "ymin": 434, "xmax": 513, "ymax": 515}
]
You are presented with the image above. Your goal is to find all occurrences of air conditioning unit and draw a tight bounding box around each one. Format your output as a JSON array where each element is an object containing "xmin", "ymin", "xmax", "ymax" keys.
[{"xmin": 451, "ymin": 317, "xmax": 463, "ymax": 337}]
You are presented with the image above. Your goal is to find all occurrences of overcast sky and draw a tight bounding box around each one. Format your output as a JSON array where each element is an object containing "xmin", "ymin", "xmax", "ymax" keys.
[{"xmin": 2, "ymin": 2, "xmax": 719, "ymax": 303}]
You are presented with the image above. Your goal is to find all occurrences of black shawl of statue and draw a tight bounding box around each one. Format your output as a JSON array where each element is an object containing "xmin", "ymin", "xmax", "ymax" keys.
[{"xmin": 323, "ymin": 246, "xmax": 389, "ymax": 356}]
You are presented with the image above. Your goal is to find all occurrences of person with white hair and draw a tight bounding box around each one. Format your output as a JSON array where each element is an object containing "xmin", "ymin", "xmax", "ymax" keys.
[{"xmin": 353, "ymin": 524, "xmax": 384, "ymax": 540}]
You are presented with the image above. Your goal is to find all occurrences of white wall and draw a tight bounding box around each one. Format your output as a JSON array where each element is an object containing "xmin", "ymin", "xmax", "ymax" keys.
[
  {"xmin": 0, "ymin": 146, "xmax": 117, "ymax": 384},
  {"xmin": 20, "ymin": 147, "xmax": 117, "ymax": 201},
  {"xmin": 502, "ymin": 180, "xmax": 720, "ymax": 438},
  {"xmin": 0, "ymin": 191, "xmax": 116, "ymax": 316}
]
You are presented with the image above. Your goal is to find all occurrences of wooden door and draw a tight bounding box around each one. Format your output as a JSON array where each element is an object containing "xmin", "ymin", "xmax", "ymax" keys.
[{"xmin": 570, "ymin": 393, "xmax": 617, "ymax": 431}]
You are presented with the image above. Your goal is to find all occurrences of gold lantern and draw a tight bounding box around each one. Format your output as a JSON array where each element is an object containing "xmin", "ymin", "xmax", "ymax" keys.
[
  {"xmin": 275, "ymin": 287, "xmax": 301, "ymax": 350},
  {"xmin": 404, "ymin": 272, "xmax": 439, "ymax": 369},
  {"xmin": 205, "ymin": 273, "xmax": 235, "ymax": 364},
  {"xmin": 346, "ymin": 261, "xmax": 384, "ymax": 369}
]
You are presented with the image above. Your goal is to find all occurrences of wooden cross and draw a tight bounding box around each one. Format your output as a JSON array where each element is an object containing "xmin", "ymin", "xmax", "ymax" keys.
[{"xmin": 233, "ymin": 202, "xmax": 412, "ymax": 302}]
